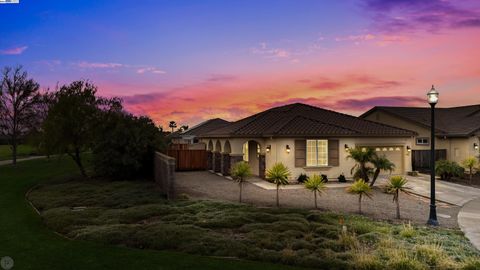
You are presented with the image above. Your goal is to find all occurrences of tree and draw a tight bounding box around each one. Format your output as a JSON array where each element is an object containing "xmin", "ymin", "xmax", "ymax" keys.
[
  {"xmin": 92, "ymin": 110, "xmax": 164, "ymax": 179},
  {"xmin": 462, "ymin": 157, "xmax": 478, "ymax": 184},
  {"xmin": 179, "ymin": 125, "xmax": 189, "ymax": 132},
  {"xmin": 231, "ymin": 161, "xmax": 252, "ymax": 203},
  {"xmin": 386, "ymin": 176, "xmax": 410, "ymax": 219},
  {"xmin": 370, "ymin": 154, "xmax": 395, "ymax": 187},
  {"xmin": 0, "ymin": 66, "xmax": 42, "ymax": 165},
  {"xmin": 304, "ymin": 174, "xmax": 327, "ymax": 209},
  {"xmin": 266, "ymin": 162, "xmax": 291, "ymax": 207},
  {"xmin": 169, "ymin": 121, "xmax": 177, "ymax": 133},
  {"xmin": 346, "ymin": 179, "xmax": 372, "ymax": 214},
  {"xmin": 347, "ymin": 147, "xmax": 375, "ymax": 182},
  {"xmin": 43, "ymin": 81, "xmax": 110, "ymax": 177}
]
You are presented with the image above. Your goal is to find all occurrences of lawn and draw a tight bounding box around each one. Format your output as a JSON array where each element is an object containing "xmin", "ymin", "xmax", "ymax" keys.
[
  {"xmin": 0, "ymin": 157, "xmax": 303, "ymax": 270},
  {"xmin": 26, "ymin": 168, "xmax": 480, "ymax": 269},
  {"xmin": 0, "ymin": 144, "xmax": 37, "ymax": 161}
]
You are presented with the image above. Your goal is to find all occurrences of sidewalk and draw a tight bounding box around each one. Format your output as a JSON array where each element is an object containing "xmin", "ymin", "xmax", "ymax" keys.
[{"xmin": 0, "ymin": 156, "xmax": 46, "ymax": 166}]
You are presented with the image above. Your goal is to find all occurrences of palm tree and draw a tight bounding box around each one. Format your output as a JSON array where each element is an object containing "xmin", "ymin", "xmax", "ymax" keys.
[
  {"xmin": 304, "ymin": 174, "xmax": 327, "ymax": 209},
  {"xmin": 462, "ymin": 157, "xmax": 478, "ymax": 184},
  {"xmin": 386, "ymin": 176, "xmax": 410, "ymax": 219},
  {"xmin": 266, "ymin": 162, "xmax": 291, "ymax": 207},
  {"xmin": 347, "ymin": 147, "xmax": 375, "ymax": 182},
  {"xmin": 168, "ymin": 121, "xmax": 177, "ymax": 133},
  {"xmin": 370, "ymin": 154, "xmax": 395, "ymax": 187},
  {"xmin": 346, "ymin": 179, "xmax": 372, "ymax": 214},
  {"xmin": 231, "ymin": 161, "xmax": 252, "ymax": 203}
]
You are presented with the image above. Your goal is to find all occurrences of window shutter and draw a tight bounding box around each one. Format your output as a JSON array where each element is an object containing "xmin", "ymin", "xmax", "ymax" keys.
[
  {"xmin": 328, "ymin": 139, "xmax": 339, "ymax": 166},
  {"xmin": 295, "ymin": 140, "xmax": 306, "ymax": 167}
]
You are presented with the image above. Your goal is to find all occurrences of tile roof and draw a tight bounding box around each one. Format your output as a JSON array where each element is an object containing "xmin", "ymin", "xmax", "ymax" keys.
[
  {"xmin": 361, "ymin": 105, "xmax": 480, "ymax": 137},
  {"xmin": 182, "ymin": 118, "xmax": 230, "ymax": 137},
  {"xmin": 202, "ymin": 103, "xmax": 416, "ymax": 138}
]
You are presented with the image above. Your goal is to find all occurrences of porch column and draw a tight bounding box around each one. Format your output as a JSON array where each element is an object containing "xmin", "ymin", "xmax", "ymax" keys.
[
  {"xmin": 214, "ymin": 152, "xmax": 222, "ymax": 173},
  {"xmin": 207, "ymin": 151, "xmax": 213, "ymax": 170},
  {"xmin": 259, "ymin": 154, "xmax": 266, "ymax": 179}
]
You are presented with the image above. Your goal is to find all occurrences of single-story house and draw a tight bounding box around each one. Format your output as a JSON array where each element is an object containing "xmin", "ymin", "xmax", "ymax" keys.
[
  {"xmin": 199, "ymin": 103, "xmax": 416, "ymax": 180},
  {"xmin": 168, "ymin": 118, "xmax": 230, "ymax": 149},
  {"xmin": 361, "ymin": 105, "xmax": 480, "ymax": 171}
]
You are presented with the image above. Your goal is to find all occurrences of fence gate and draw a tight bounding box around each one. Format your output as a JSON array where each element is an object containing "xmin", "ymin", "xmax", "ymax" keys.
[
  {"xmin": 412, "ymin": 149, "xmax": 447, "ymax": 172},
  {"xmin": 167, "ymin": 149, "xmax": 208, "ymax": 171}
]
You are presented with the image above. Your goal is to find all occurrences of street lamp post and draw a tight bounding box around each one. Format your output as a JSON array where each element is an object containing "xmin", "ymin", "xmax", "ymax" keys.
[{"xmin": 427, "ymin": 85, "xmax": 439, "ymax": 226}]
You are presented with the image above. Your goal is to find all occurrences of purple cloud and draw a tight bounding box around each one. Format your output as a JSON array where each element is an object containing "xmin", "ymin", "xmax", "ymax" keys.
[
  {"xmin": 206, "ymin": 74, "xmax": 237, "ymax": 82},
  {"xmin": 334, "ymin": 96, "xmax": 425, "ymax": 110},
  {"xmin": 362, "ymin": 0, "xmax": 480, "ymax": 33},
  {"xmin": 0, "ymin": 46, "xmax": 28, "ymax": 55}
]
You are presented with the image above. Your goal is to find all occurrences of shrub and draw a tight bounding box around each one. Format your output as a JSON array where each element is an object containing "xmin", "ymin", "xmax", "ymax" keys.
[
  {"xmin": 338, "ymin": 174, "xmax": 347, "ymax": 182},
  {"xmin": 321, "ymin": 174, "xmax": 329, "ymax": 183},
  {"xmin": 399, "ymin": 222, "xmax": 416, "ymax": 238},
  {"xmin": 462, "ymin": 157, "xmax": 478, "ymax": 183},
  {"xmin": 297, "ymin": 173, "xmax": 309, "ymax": 183},
  {"xmin": 436, "ymin": 160, "xmax": 464, "ymax": 180}
]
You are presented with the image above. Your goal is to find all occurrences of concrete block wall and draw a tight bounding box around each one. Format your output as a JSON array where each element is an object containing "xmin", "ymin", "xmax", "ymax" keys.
[{"xmin": 154, "ymin": 152, "xmax": 176, "ymax": 199}]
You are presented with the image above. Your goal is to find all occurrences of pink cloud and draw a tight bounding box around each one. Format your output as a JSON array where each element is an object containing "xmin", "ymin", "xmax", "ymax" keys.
[
  {"xmin": 136, "ymin": 67, "xmax": 166, "ymax": 74},
  {"xmin": 0, "ymin": 46, "xmax": 28, "ymax": 55}
]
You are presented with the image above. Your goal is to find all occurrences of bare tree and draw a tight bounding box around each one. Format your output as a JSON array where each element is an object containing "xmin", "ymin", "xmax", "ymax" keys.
[{"xmin": 0, "ymin": 66, "xmax": 41, "ymax": 165}]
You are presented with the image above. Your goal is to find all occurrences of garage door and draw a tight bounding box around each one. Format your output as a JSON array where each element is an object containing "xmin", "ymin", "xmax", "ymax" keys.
[{"xmin": 362, "ymin": 146, "xmax": 404, "ymax": 175}]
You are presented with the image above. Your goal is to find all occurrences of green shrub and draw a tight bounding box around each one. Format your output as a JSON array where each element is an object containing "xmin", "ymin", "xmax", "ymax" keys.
[
  {"xmin": 399, "ymin": 222, "xmax": 416, "ymax": 238},
  {"xmin": 436, "ymin": 160, "xmax": 464, "ymax": 180},
  {"xmin": 297, "ymin": 173, "xmax": 309, "ymax": 183},
  {"xmin": 338, "ymin": 174, "xmax": 347, "ymax": 182}
]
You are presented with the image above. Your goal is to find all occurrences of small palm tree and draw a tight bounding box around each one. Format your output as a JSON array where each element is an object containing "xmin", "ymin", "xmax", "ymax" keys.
[
  {"xmin": 168, "ymin": 121, "xmax": 177, "ymax": 132},
  {"xmin": 266, "ymin": 162, "xmax": 291, "ymax": 207},
  {"xmin": 462, "ymin": 157, "xmax": 478, "ymax": 183},
  {"xmin": 347, "ymin": 147, "xmax": 375, "ymax": 182},
  {"xmin": 346, "ymin": 179, "xmax": 372, "ymax": 214},
  {"xmin": 231, "ymin": 161, "xmax": 252, "ymax": 203},
  {"xmin": 386, "ymin": 176, "xmax": 410, "ymax": 219},
  {"xmin": 304, "ymin": 174, "xmax": 327, "ymax": 209},
  {"xmin": 370, "ymin": 154, "xmax": 395, "ymax": 187}
]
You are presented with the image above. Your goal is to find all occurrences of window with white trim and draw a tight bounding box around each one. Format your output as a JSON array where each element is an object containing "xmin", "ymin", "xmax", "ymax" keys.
[
  {"xmin": 416, "ymin": 138, "xmax": 429, "ymax": 145},
  {"xmin": 306, "ymin": 140, "xmax": 328, "ymax": 166}
]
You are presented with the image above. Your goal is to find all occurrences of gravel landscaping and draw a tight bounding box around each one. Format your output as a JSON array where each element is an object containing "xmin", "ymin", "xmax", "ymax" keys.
[{"xmin": 176, "ymin": 171, "xmax": 460, "ymax": 228}]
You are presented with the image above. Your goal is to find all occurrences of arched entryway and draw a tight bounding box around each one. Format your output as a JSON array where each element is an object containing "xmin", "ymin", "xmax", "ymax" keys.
[{"xmin": 242, "ymin": 140, "xmax": 265, "ymax": 178}]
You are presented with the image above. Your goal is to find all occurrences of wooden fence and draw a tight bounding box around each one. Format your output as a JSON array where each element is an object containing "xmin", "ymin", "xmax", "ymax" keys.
[{"xmin": 167, "ymin": 149, "xmax": 208, "ymax": 171}]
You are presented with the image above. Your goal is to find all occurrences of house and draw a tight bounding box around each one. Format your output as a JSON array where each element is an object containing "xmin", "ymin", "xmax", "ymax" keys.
[
  {"xmin": 168, "ymin": 118, "xmax": 230, "ymax": 149},
  {"xmin": 198, "ymin": 103, "xmax": 416, "ymax": 179},
  {"xmin": 361, "ymin": 105, "xmax": 480, "ymax": 171}
]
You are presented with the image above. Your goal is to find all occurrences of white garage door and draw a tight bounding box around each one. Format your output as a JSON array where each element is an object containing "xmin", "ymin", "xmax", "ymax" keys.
[{"xmin": 362, "ymin": 146, "xmax": 404, "ymax": 175}]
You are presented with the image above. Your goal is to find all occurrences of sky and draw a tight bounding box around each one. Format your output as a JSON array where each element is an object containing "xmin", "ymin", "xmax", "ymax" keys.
[{"xmin": 1, "ymin": 0, "xmax": 480, "ymax": 128}]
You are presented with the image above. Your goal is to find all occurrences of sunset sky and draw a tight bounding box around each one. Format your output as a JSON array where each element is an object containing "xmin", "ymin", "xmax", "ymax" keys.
[{"xmin": 1, "ymin": 0, "xmax": 480, "ymax": 128}]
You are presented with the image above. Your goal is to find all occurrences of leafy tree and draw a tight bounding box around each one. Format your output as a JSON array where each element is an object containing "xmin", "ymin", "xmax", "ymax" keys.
[
  {"xmin": 386, "ymin": 176, "xmax": 410, "ymax": 219},
  {"xmin": 347, "ymin": 147, "xmax": 375, "ymax": 182},
  {"xmin": 462, "ymin": 157, "xmax": 478, "ymax": 183},
  {"xmin": 304, "ymin": 174, "xmax": 327, "ymax": 209},
  {"xmin": 346, "ymin": 179, "xmax": 372, "ymax": 214},
  {"xmin": 266, "ymin": 162, "xmax": 291, "ymax": 207},
  {"xmin": 0, "ymin": 66, "xmax": 42, "ymax": 165},
  {"xmin": 92, "ymin": 110, "xmax": 164, "ymax": 179},
  {"xmin": 43, "ymin": 81, "xmax": 111, "ymax": 177},
  {"xmin": 169, "ymin": 121, "xmax": 177, "ymax": 133},
  {"xmin": 370, "ymin": 154, "xmax": 395, "ymax": 187},
  {"xmin": 231, "ymin": 161, "xmax": 252, "ymax": 203}
]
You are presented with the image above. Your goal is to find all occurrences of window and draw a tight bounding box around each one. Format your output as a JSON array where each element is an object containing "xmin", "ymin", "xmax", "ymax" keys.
[
  {"xmin": 243, "ymin": 142, "xmax": 248, "ymax": 161},
  {"xmin": 306, "ymin": 140, "xmax": 328, "ymax": 166},
  {"xmin": 416, "ymin": 138, "xmax": 429, "ymax": 145}
]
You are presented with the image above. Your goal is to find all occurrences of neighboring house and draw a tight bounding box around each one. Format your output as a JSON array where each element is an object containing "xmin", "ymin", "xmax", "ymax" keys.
[
  {"xmin": 361, "ymin": 105, "xmax": 480, "ymax": 171},
  {"xmin": 169, "ymin": 118, "xmax": 230, "ymax": 149},
  {"xmin": 199, "ymin": 103, "xmax": 416, "ymax": 179}
]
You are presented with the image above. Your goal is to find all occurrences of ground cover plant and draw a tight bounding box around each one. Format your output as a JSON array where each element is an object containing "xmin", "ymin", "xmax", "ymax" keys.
[{"xmin": 29, "ymin": 176, "xmax": 480, "ymax": 270}]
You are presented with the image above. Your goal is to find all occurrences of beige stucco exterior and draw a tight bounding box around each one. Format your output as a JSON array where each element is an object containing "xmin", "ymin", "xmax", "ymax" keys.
[
  {"xmin": 363, "ymin": 111, "xmax": 480, "ymax": 164},
  {"xmin": 201, "ymin": 136, "xmax": 412, "ymax": 181}
]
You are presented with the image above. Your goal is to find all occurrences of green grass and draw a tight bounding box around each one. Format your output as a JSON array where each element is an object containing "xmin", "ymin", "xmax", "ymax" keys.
[
  {"xmin": 26, "ymin": 168, "xmax": 480, "ymax": 269},
  {"xmin": 0, "ymin": 144, "xmax": 37, "ymax": 161},
  {"xmin": 0, "ymin": 157, "xmax": 304, "ymax": 270}
]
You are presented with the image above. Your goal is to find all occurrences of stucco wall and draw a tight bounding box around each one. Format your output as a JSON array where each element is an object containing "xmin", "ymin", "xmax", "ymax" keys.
[{"xmin": 364, "ymin": 111, "xmax": 480, "ymax": 163}]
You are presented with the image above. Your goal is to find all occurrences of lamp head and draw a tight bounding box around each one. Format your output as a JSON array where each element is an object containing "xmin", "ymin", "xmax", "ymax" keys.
[{"xmin": 427, "ymin": 85, "xmax": 439, "ymax": 105}]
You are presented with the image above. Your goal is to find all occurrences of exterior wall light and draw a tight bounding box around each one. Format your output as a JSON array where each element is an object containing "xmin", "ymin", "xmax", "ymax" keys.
[
  {"xmin": 407, "ymin": 146, "xmax": 411, "ymax": 152},
  {"xmin": 344, "ymin": 144, "xmax": 349, "ymax": 151},
  {"xmin": 286, "ymin": 145, "xmax": 291, "ymax": 153},
  {"xmin": 266, "ymin": 145, "xmax": 271, "ymax": 153},
  {"xmin": 474, "ymin": 143, "xmax": 479, "ymax": 150}
]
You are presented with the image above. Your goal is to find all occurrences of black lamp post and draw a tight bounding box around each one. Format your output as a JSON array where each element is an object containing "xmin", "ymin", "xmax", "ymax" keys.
[{"xmin": 427, "ymin": 85, "xmax": 439, "ymax": 226}]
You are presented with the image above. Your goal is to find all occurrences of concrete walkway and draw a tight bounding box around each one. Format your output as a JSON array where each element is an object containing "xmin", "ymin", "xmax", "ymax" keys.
[
  {"xmin": 0, "ymin": 156, "xmax": 46, "ymax": 166},
  {"xmin": 458, "ymin": 198, "xmax": 480, "ymax": 250}
]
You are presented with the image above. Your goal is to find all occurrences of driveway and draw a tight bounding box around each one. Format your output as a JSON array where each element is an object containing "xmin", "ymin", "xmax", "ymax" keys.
[{"xmin": 175, "ymin": 171, "xmax": 460, "ymax": 228}]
